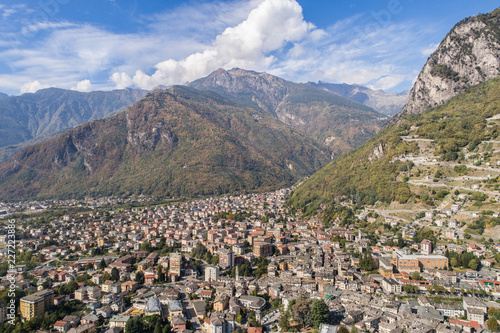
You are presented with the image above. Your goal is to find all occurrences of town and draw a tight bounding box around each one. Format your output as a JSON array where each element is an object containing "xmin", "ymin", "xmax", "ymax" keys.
[{"xmin": 0, "ymin": 188, "xmax": 499, "ymax": 333}]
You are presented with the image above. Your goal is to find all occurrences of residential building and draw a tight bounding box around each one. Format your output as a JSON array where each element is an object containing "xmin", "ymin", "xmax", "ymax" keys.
[
  {"xmin": 421, "ymin": 239, "xmax": 432, "ymax": 255},
  {"xmin": 219, "ymin": 249, "xmax": 234, "ymax": 268},
  {"xmin": 205, "ymin": 266, "xmax": 220, "ymax": 282},
  {"xmin": 169, "ymin": 253, "xmax": 182, "ymax": 275},
  {"xmin": 20, "ymin": 289, "xmax": 54, "ymax": 320},
  {"xmin": 253, "ymin": 243, "xmax": 273, "ymax": 257}
]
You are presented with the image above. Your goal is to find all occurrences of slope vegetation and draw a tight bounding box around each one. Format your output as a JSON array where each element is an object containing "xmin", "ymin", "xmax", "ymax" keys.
[
  {"xmin": 289, "ymin": 78, "xmax": 500, "ymax": 215},
  {"xmin": 0, "ymin": 87, "xmax": 328, "ymax": 200}
]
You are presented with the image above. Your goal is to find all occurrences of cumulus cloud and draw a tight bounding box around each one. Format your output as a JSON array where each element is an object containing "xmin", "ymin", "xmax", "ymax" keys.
[
  {"xmin": 20, "ymin": 80, "xmax": 51, "ymax": 93},
  {"xmin": 72, "ymin": 79, "xmax": 92, "ymax": 92},
  {"xmin": 116, "ymin": 0, "xmax": 319, "ymax": 89},
  {"xmin": 110, "ymin": 72, "xmax": 133, "ymax": 89}
]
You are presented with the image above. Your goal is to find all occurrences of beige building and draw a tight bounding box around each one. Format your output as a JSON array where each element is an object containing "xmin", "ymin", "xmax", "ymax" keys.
[
  {"xmin": 20, "ymin": 289, "xmax": 54, "ymax": 321},
  {"xmin": 169, "ymin": 253, "xmax": 182, "ymax": 275}
]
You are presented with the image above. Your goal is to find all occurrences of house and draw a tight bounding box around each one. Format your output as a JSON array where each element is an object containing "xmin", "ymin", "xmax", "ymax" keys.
[
  {"xmin": 67, "ymin": 323, "xmax": 95, "ymax": 333},
  {"xmin": 109, "ymin": 315, "xmax": 130, "ymax": 329},
  {"xmin": 481, "ymin": 259, "xmax": 494, "ymax": 267},
  {"xmin": 81, "ymin": 314, "xmax": 100, "ymax": 326},
  {"xmin": 96, "ymin": 306, "xmax": 112, "ymax": 319},
  {"xmin": 168, "ymin": 300, "xmax": 183, "ymax": 320},
  {"xmin": 121, "ymin": 281, "xmax": 138, "ymax": 292},
  {"xmin": 54, "ymin": 320, "xmax": 72, "ymax": 332},
  {"xmin": 171, "ymin": 316, "xmax": 187, "ymax": 331}
]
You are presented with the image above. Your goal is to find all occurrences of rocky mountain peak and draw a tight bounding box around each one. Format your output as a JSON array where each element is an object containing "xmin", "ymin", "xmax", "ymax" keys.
[{"xmin": 396, "ymin": 7, "xmax": 500, "ymax": 120}]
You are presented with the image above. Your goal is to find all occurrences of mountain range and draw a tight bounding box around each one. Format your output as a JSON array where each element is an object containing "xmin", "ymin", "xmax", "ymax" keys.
[
  {"xmin": 0, "ymin": 87, "xmax": 332, "ymax": 200},
  {"xmin": 190, "ymin": 68, "xmax": 386, "ymax": 158},
  {"xmin": 0, "ymin": 88, "xmax": 148, "ymax": 162},
  {"xmin": 308, "ymin": 81, "xmax": 408, "ymax": 116}
]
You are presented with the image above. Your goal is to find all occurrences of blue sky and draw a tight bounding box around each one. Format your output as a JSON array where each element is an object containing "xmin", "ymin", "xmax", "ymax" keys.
[{"xmin": 0, "ymin": 0, "xmax": 497, "ymax": 95}]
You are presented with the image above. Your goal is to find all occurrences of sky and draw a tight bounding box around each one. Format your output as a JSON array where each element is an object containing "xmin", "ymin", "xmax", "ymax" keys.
[{"xmin": 0, "ymin": 0, "xmax": 497, "ymax": 95}]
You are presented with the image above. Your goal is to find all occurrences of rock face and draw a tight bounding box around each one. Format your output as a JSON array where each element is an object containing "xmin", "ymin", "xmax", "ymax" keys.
[
  {"xmin": 190, "ymin": 68, "xmax": 386, "ymax": 158},
  {"xmin": 308, "ymin": 82, "xmax": 408, "ymax": 116},
  {"xmin": 397, "ymin": 8, "xmax": 500, "ymax": 120}
]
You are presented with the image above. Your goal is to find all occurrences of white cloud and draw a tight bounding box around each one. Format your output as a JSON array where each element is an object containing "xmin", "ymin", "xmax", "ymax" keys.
[
  {"xmin": 421, "ymin": 43, "xmax": 439, "ymax": 56},
  {"xmin": 20, "ymin": 80, "xmax": 51, "ymax": 93},
  {"xmin": 72, "ymin": 79, "xmax": 92, "ymax": 92},
  {"xmin": 369, "ymin": 74, "xmax": 408, "ymax": 91},
  {"xmin": 120, "ymin": 0, "xmax": 320, "ymax": 89},
  {"xmin": 110, "ymin": 72, "xmax": 133, "ymax": 89},
  {"xmin": 0, "ymin": 0, "xmax": 442, "ymax": 94}
]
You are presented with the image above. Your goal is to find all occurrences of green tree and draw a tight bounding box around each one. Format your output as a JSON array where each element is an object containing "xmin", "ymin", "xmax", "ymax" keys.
[
  {"xmin": 450, "ymin": 257, "xmax": 458, "ymax": 267},
  {"xmin": 140, "ymin": 242, "xmax": 152, "ymax": 252},
  {"xmin": 469, "ymin": 259, "xmax": 479, "ymax": 271},
  {"xmin": 338, "ymin": 325, "xmax": 349, "ymax": 333},
  {"xmin": 125, "ymin": 317, "xmax": 144, "ymax": 333},
  {"xmin": 157, "ymin": 265, "xmax": 165, "ymax": 283},
  {"xmin": 98, "ymin": 258, "xmax": 107, "ymax": 270},
  {"xmin": 153, "ymin": 321, "xmax": 163, "ymax": 333},
  {"xmin": 487, "ymin": 318, "xmax": 499, "ymax": 332},
  {"xmin": 111, "ymin": 267, "xmax": 120, "ymax": 281},
  {"xmin": 310, "ymin": 299, "xmax": 329, "ymax": 328},
  {"xmin": 278, "ymin": 311, "xmax": 291, "ymax": 332},
  {"xmin": 351, "ymin": 324, "xmax": 358, "ymax": 333},
  {"xmin": 411, "ymin": 272, "xmax": 423, "ymax": 281},
  {"xmin": 291, "ymin": 298, "xmax": 312, "ymax": 326},
  {"xmin": 135, "ymin": 271, "xmax": 144, "ymax": 284}
]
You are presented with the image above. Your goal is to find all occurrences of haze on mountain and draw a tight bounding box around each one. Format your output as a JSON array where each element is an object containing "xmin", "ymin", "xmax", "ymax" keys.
[
  {"xmin": 0, "ymin": 88, "xmax": 148, "ymax": 162},
  {"xmin": 0, "ymin": 86, "xmax": 331, "ymax": 201},
  {"xmin": 308, "ymin": 82, "xmax": 408, "ymax": 117},
  {"xmin": 289, "ymin": 7, "xmax": 500, "ymax": 217}
]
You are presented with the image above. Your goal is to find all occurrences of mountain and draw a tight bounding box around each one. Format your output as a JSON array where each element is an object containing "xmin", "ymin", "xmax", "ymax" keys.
[
  {"xmin": 0, "ymin": 86, "xmax": 329, "ymax": 201},
  {"xmin": 396, "ymin": 7, "xmax": 500, "ymax": 120},
  {"xmin": 0, "ymin": 88, "xmax": 148, "ymax": 162},
  {"xmin": 0, "ymin": 93, "xmax": 8, "ymax": 100},
  {"xmin": 190, "ymin": 68, "xmax": 386, "ymax": 158},
  {"xmin": 289, "ymin": 7, "xmax": 500, "ymax": 222},
  {"xmin": 308, "ymin": 81, "xmax": 408, "ymax": 116},
  {"xmin": 289, "ymin": 77, "xmax": 500, "ymax": 217}
]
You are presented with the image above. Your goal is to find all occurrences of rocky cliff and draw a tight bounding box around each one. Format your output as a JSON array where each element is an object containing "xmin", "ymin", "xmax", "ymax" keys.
[{"xmin": 397, "ymin": 8, "xmax": 500, "ymax": 119}]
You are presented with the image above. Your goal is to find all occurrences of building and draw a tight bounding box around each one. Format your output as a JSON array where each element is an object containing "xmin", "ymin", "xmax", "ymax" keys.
[
  {"xmin": 209, "ymin": 313, "xmax": 235, "ymax": 333},
  {"xmin": 379, "ymin": 257, "xmax": 393, "ymax": 279},
  {"xmin": 238, "ymin": 296, "xmax": 266, "ymax": 311},
  {"xmin": 253, "ymin": 243, "xmax": 273, "ymax": 257},
  {"xmin": 218, "ymin": 249, "xmax": 234, "ymax": 268},
  {"xmin": 381, "ymin": 278, "xmax": 402, "ymax": 294},
  {"xmin": 169, "ymin": 253, "xmax": 182, "ymax": 275},
  {"xmin": 393, "ymin": 250, "xmax": 448, "ymax": 272},
  {"xmin": 205, "ymin": 266, "xmax": 220, "ymax": 282},
  {"xmin": 168, "ymin": 300, "xmax": 183, "ymax": 320},
  {"xmin": 75, "ymin": 288, "xmax": 87, "ymax": 301},
  {"xmin": 67, "ymin": 324, "xmax": 95, "ymax": 333},
  {"xmin": 54, "ymin": 320, "xmax": 72, "ymax": 332},
  {"xmin": 20, "ymin": 289, "xmax": 54, "ymax": 320},
  {"xmin": 213, "ymin": 295, "xmax": 229, "ymax": 312},
  {"xmin": 109, "ymin": 315, "xmax": 130, "ymax": 329},
  {"xmin": 421, "ymin": 239, "xmax": 432, "ymax": 255}
]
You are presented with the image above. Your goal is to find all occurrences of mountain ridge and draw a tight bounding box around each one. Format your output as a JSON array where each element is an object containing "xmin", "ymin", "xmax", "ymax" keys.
[
  {"xmin": 0, "ymin": 87, "xmax": 148, "ymax": 162},
  {"xmin": 307, "ymin": 81, "xmax": 408, "ymax": 116},
  {"xmin": 190, "ymin": 68, "xmax": 387, "ymax": 158},
  {"xmin": 0, "ymin": 86, "xmax": 329, "ymax": 201}
]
